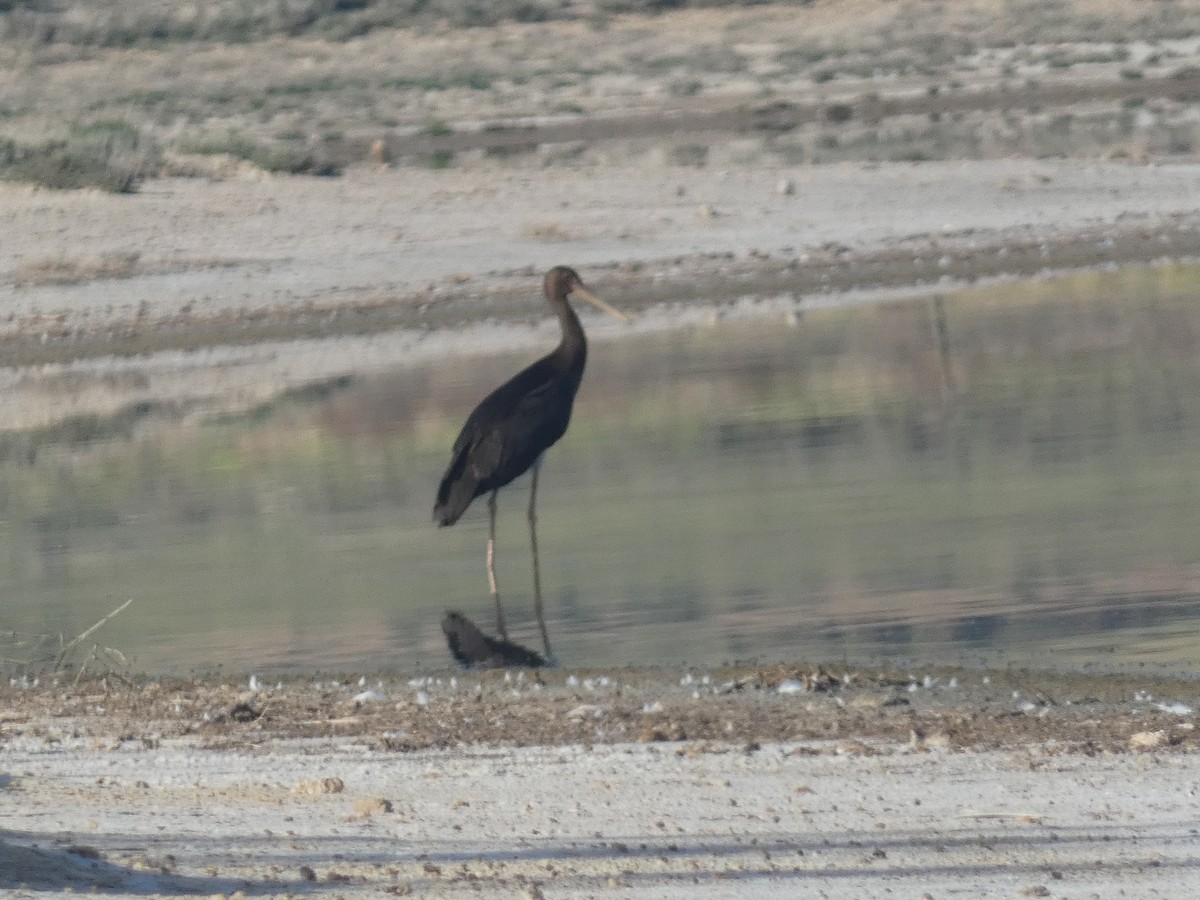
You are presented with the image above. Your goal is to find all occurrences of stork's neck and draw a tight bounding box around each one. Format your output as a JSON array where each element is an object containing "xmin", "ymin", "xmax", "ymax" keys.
[{"xmin": 551, "ymin": 295, "xmax": 587, "ymax": 369}]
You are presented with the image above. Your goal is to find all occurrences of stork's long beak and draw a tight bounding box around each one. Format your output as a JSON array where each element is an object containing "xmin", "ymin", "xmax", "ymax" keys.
[{"xmin": 574, "ymin": 286, "xmax": 632, "ymax": 324}]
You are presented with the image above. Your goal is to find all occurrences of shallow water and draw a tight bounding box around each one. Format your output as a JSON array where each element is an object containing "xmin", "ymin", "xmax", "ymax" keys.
[{"xmin": 4, "ymin": 263, "xmax": 1200, "ymax": 675}]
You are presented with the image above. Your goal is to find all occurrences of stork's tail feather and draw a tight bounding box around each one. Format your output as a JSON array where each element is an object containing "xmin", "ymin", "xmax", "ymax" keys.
[
  {"xmin": 434, "ymin": 462, "xmax": 478, "ymax": 527},
  {"xmin": 433, "ymin": 498, "xmax": 466, "ymax": 527}
]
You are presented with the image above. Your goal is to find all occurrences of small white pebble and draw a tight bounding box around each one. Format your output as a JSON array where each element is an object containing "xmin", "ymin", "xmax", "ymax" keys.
[
  {"xmin": 1130, "ymin": 730, "xmax": 1169, "ymax": 750},
  {"xmin": 567, "ymin": 704, "xmax": 604, "ymax": 720}
]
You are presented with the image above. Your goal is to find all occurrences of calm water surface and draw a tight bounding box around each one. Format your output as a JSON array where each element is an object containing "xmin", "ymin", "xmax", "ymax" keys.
[{"xmin": 4, "ymin": 264, "xmax": 1200, "ymax": 675}]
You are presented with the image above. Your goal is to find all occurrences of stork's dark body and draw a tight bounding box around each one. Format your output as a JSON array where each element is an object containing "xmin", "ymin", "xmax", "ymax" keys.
[
  {"xmin": 434, "ymin": 269, "xmax": 587, "ymax": 528},
  {"xmin": 433, "ymin": 266, "xmax": 624, "ymax": 662}
]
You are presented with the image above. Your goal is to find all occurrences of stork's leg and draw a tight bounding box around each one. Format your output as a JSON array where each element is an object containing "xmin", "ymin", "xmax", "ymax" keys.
[
  {"xmin": 528, "ymin": 462, "xmax": 553, "ymax": 660},
  {"xmin": 487, "ymin": 490, "xmax": 508, "ymax": 640}
]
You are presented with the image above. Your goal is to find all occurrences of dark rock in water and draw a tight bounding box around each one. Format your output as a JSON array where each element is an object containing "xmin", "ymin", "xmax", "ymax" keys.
[{"xmin": 442, "ymin": 610, "xmax": 547, "ymax": 669}]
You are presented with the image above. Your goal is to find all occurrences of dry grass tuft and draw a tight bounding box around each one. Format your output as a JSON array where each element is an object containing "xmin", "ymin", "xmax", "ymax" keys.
[
  {"xmin": 179, "ymin": 131, "xmax": 340, "ymax": 176},
  {"xmin": 522, "ymin": 222, "xmax": 575, "ymax": 242},
  {"xmin": 5, "ymin": 253, "xmax": 244, "ymax": 287},
  {"xmin": 8, "ymin": 252, "xmax": 143, "ymax": 287}
]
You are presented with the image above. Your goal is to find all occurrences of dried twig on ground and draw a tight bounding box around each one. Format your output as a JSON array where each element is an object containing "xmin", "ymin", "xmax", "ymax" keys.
[{"xmin": 52, "ymin": 598, "xmax": 133, "ymax": 673}]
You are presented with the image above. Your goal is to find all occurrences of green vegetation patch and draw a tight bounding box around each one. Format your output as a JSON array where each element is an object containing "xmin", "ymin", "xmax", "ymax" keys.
[
  {"xmin": 180, "ymin": 130, "xmax": 340, "ymax": 176},
  {"xmin": 0, "ymin": 121, "xmax": 159, "ymax": 192}
]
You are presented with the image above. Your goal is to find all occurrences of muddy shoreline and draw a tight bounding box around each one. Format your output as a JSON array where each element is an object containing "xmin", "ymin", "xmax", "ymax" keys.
[
  {"xmin": 4, "ymin": 663, "xmax": 1199, "ymax": 897},
  {"xmin": 5, "ymin": 211, "xmax": 1200, "ymax": 366},
  {"xmin": 3, "ymin": 662, "xmax": 1199, "ymax": 753}
]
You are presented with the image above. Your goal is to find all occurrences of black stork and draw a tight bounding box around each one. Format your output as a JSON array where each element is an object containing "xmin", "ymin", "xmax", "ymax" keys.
[{"xmin": 434, "ymin": 266, "xmax": 629, "ymax": 661}]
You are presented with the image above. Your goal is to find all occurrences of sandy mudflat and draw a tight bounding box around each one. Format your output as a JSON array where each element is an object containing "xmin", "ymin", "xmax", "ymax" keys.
[
  {"xmin": 2, "ymin": 157, "xmax": 1200, "ymax": 430},
  {"xmin": 3, "ymin": 666, "xmax": 1200, "ymax": 897},
  {"xmin": 5, "ymin": 158, "xmax": 1200, "ymax": 330},
  {"xmin": 4, "ymin": 738, "xmax": 1198, "ymax": 899}
]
